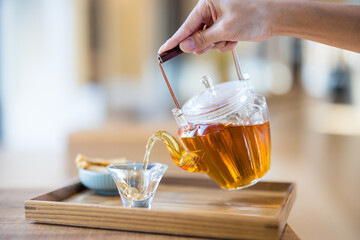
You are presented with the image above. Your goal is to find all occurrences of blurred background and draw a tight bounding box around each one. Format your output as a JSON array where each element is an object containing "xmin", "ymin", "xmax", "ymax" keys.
[{"xmin": 0, "ymin": 0, "xmax": 359, "ymax": 239}]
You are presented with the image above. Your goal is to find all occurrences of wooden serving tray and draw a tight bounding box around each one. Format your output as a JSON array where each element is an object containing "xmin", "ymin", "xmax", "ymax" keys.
[{"xmin": 25, "ymin": 177, "xmax": 296, "ymax": 240}]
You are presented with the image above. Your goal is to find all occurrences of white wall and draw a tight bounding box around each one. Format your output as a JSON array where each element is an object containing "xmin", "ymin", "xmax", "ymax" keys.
[{"xmin": 0, "ymin": 0, "xmax": 106, "ymax": 152}]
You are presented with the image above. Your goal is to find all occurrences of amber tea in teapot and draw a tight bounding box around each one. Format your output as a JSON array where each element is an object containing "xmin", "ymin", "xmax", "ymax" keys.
[{"xmin": 178, "ymin": 122, "xmax": 270, "ymax": 189}]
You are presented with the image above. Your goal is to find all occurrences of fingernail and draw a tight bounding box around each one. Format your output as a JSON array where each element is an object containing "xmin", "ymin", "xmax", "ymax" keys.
[
  {"xmin": 158, "ymin": 45, "xmax": 165, "ymax": 54},
  {"xmin": 180, "ymin": 38, "xmax": 196, "ymax": 52}
]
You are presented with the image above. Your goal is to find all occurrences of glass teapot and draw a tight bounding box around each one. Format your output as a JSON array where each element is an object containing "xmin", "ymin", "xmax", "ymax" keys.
[{"xmin": 156, "ymin": 50, "xmax": 271, "ymax": 190}]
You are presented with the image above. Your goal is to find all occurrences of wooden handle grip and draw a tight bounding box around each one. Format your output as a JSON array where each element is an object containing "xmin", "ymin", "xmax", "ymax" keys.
[{"xmin": 157, "ymin": 45, "xmax": 183, "ymax": 63}]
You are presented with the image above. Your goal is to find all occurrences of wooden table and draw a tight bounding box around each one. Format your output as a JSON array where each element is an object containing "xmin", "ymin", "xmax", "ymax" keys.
[{"xmin": 0, "ymin": 188, "xmax": 300, "ymax": 240}]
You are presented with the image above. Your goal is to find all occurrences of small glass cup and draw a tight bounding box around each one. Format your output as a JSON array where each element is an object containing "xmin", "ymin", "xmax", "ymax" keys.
[{"xmin": 106, "ymin": 162, "xmax": 168, "ymax": 209}]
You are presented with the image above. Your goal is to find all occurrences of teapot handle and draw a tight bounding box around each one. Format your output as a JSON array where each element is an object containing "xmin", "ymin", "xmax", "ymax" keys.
[
  {"xmin": 231, "ymin": 49, "xmax": 249, "ymax": 81},
  {"xmin": 158, "ymin": 45, "xmax": 183, "ymax": 63},
  {"xmin": 157, "ymin": 47, "xmax": 249, "ymax": 110},
  {"xmin": 158, "ymin": 47, "xmax": 248, "ymax": 80}
]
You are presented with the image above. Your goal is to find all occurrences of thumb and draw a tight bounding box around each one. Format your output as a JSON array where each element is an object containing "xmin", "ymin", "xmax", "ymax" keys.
[{"xmin": 179, "ymin": 25, "xmax": 222, "ymax": 52}]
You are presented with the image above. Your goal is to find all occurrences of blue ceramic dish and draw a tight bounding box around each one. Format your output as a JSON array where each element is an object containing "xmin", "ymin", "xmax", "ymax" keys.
[{"xmin": 78, "ymin": 168, "xmax": 118, "ymax": 195}]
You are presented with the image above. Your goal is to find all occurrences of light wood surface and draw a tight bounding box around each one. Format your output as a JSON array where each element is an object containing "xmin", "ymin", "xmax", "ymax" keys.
[{"xmin": 24, "ymin": 178, "xmax": 296, "ymax": 240}]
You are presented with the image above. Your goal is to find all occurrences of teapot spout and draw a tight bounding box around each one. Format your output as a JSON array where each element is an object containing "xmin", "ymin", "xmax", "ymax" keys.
[{"xmin": 144, "ymin": 131, "xmax": 204, "ymax": 173}]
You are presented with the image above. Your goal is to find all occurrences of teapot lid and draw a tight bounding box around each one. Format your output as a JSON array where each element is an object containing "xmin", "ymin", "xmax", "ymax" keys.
[{"xmin": 182, "ymin": 76, "xmax": 252, "ymax": 123}]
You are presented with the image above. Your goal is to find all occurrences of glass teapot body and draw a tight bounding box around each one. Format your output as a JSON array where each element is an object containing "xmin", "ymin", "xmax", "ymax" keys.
[{"xmin": 170, "ymin": 78, "xmax": 271, "ymax": 190}]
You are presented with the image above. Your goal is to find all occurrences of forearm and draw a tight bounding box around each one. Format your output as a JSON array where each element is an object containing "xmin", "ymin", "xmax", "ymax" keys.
[{"xmin": 272, "ymin": 0, "xmax": 360, "ymax": 52}]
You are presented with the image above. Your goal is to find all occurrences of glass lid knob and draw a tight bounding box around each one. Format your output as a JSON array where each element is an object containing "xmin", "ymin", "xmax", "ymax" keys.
[{"xmin": 201, "ymin": 75, "xmax": 216, "ymax": 96}]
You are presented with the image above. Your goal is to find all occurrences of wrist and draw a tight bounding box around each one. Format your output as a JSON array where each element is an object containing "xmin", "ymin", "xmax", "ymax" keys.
[
  {"xmin": 269, "ymin": 0, "xmax": 281, "ymax": 37},
  {"xmin": 269, "ymin": 0, "xmax": 291, "ymax": 37}
]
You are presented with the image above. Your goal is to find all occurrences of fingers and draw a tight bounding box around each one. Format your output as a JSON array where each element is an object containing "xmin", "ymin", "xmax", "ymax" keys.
[
  {"xmin": 193, "ymin": 41, "xmax": 238, "ymax": 55},
  {"xmin": 212, "ymin": 41, "xmax": 238, "ymax": 52},
  {"xmin": 211, "ymin": 41, "xmax": 227, "ymax": 50},
  {"xmin": 179, "ymin": 23, "xmax": 224, "ymax": 53},
  {"xmin": 158, "ymin": 1, "xmax": 209, "ymax": 54},
  {"xmin": 194, "ymin": 45, "xmax": 214, "ymax": 55}
]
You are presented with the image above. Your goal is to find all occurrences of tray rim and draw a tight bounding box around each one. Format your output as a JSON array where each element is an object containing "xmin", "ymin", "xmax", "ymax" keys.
[{"xmin": 24, "ymin": 177, "xmax": 296, "ymax": 240}]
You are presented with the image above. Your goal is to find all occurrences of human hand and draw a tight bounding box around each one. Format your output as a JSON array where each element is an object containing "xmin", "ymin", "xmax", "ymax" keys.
[{"xmin": 158, "ymin": 0, "xmax": 274, "ymax": 55}]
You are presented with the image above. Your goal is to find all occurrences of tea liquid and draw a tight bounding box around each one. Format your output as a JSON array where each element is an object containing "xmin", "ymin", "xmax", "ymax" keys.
[{"xmin": 179, "ymin": 122, "xmax": 271, "ymax": 189}]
